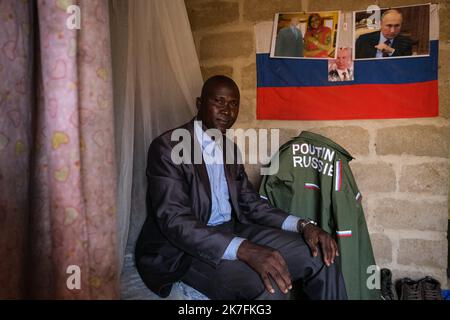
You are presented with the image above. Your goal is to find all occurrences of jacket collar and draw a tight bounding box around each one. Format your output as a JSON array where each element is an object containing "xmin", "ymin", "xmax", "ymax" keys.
[
  {"xmin": 295, "ymin": 131, "xmax": 354, "ymax": 161},
  {"xmin": 180, "ymin": 118, "xmax": 213, "ymax": 201}
]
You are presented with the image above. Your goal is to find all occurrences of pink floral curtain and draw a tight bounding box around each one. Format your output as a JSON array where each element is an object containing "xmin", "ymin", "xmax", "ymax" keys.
[{"xmin": 0, "ymin": 0, "xmax": 118, "ymax": 299}]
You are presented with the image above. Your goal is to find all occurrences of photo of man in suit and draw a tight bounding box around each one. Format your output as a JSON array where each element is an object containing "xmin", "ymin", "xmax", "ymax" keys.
[
  {"xmin": 274, "ymin": 17, "xmax": 304, "ymax": 57},
  {"xmin": 135, "ymin": 75, "xmax": 348, "ymax": 300},
  {"xmin": 355, "ymin": 9, "xmax": 413, "ymax": 59},
  {"xmin": 328, "ymin": 47, "xmax": 354, "ymax": 82}
]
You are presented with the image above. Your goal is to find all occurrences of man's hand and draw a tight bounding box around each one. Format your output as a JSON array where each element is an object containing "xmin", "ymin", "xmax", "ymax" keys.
[
  {"xmin": 374, "ymin": 43, "xmax": 394, "ymax": 55},
  {"xmin": 237, "ymin": 240, "xmax": 292, "ymax": 295},
  {"xmin": 300, "ymin": 224, "xmax": 339, "ymax": 267}
]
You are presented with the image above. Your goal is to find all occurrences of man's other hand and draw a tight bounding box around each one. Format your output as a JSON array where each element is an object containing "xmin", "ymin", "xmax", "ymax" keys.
[
  {"xmin": 237, "ymin": 240, "xmax": 292, "ymax": 295},
  {"xmin": 302, "ymin": 224, "xmax": 339, "ymax": 267},
  {"xmin": 374, "ymin": 43, "xmax": 394, "ymax": 54}
]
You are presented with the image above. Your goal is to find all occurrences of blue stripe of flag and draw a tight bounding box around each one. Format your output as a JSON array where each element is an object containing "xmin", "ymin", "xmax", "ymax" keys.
[{"xmin": 257, "ymin": 40, "xmax": 438, "ymax": 87}]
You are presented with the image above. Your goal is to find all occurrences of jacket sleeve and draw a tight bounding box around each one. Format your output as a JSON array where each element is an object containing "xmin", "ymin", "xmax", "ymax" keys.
[
  {"xmin": 355, "ymin": 35, "xmax": 365, "ymax": 59},
  {"xmin": 274, "ymin": 30, "xmax": 285, "ymax": 56},
  {"xmin": 393, "ymin": 36, "xmax": 413, "ymax": 56},
  {"xmin": 331, "ymin": 159, "xmax": 380, "ymax": 300},
  {"xmin": 236, "ymin": 163, "xmax": 290, "ymax": 228},
  {"xmin": 147, "ymin": 137, "xmax": 234, "ymax": 267}
]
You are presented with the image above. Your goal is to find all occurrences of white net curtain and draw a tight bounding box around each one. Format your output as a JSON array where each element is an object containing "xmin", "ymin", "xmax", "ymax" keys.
[{"xmin": 109, "ymin": 0, "xmax": 203, "ymax": 286}]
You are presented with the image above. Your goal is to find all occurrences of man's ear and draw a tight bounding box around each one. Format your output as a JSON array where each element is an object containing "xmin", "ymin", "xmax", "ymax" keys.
[{"xmin": 196, "ymin": 97, "xmax": 202, "ymax": 111}]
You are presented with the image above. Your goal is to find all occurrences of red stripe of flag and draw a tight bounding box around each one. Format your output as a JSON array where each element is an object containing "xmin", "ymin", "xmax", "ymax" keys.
[
  {"xmin": 257, "ymin": 81, "xmax": 438, "ymax": 120},
  {"xmin": 337, "ymin": 234, "xmax": 352, "ymax": 238}
]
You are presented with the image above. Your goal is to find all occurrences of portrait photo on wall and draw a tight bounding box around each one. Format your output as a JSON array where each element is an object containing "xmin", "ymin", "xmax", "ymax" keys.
[
  {"xmin": 270, "ymin": 11, "xmax": 340, "ymax": 59},
  {"xmin": 328, "ymin": 47, "xmax": 354, "ymax": 82},
  {"xmin": 353, "ymin": 3, "xmax": 430, "ymax": 60}
]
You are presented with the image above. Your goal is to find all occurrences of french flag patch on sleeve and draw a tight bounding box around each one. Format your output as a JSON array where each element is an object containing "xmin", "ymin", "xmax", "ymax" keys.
[{"xmin": 336, "ymin": 230, "xmax": 352, "ymax": 238}]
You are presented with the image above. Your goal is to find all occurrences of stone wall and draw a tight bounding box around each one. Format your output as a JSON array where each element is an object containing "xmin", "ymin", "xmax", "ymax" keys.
[{"xmin": 185, "ymin": 0, "xmax": 450, "ymax": 287}]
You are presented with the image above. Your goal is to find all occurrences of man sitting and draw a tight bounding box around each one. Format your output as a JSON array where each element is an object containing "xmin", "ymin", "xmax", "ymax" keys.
[{"xmin": 135, "ymin": 75, "xmax": 348, "ymax": 300}]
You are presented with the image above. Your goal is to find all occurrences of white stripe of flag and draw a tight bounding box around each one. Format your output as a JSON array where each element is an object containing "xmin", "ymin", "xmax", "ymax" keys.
[
  {"xmin": 335, "ymin": 160, "xmax": 341, "ymax": 191},
  {"xmin": 336, "ymin": 230, "xmax": 352, "ymax": 238},
  {"xmin": 304, "ymin": 183, "xmax": 320, "ymax": 190}
]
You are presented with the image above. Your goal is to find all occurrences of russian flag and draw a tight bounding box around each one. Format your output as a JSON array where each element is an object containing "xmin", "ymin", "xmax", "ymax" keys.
[
  {"xmin": 255, "ymin": 7, "xmax": 439, "ymax": 120},
  {"xmin": 304, "ymin": 183, "xmax": 320, "ymax": 190},
  {"xmin": 337, "ymin": 230, "xmax": 353, "ymax": 238}
]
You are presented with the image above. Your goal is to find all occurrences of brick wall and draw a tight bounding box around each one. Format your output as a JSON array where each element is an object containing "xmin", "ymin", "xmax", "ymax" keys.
[{"xmin": 185, "ymin": 0, "xmax": 450, "ymax": 287}]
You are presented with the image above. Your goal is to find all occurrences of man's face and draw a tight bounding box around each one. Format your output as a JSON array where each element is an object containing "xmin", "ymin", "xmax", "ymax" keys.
[
  {"xmin": 336, "ymin": 50, "xmax": 350, "ymax": 70},
  {"xmin": 196, "ymin": 82, "xmax": 240, "ymax": 134},
  {"xmin": 290, "ymin": 18, "xmax": 299, "ymax": 27},
  {"xmin": 380, "ymin": 12, "xmax": 402, "ymax": 39}
]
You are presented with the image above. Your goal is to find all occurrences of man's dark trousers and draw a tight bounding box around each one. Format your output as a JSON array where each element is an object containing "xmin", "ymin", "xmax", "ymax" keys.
[{"xmin": 181, "ymin": 220, "xmax": 348, "ymax": 300}]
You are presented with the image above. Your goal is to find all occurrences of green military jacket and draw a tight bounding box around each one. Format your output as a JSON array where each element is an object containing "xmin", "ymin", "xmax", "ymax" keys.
[{"xmin": 260, "ymin": 131, "xmax": 380, "ymax": 300}]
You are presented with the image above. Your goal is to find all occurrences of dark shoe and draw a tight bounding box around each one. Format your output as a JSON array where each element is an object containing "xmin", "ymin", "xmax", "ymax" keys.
[
  {"xmin": 419, "ymin": 276, "xmax": 443, "ymax": 300},
  {"xmin": 396, "ymin": 278, "xmax": 422, "ymax": 300},
  {"xmin": 380, "ymin": 268, "xmax": 397, "ymax": 300}
]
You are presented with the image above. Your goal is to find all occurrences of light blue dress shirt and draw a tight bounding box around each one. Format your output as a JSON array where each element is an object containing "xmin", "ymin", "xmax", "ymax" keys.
[
  {"xmin": 291, "ymin": 26, "xmax": 300, "ymax": 39},
  {"xmin": 194, "ymin": 121, "xmax": 301, "ymax": 260},
  {"xmin": 376, "ymin": 33, "xmax": 395, "ymax": 58}
]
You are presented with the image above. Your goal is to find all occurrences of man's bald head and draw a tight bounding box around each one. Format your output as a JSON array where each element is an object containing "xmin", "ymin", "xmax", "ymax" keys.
[
  {"xmin": 381, "ymin": 9, "xmax": 403, "ymax": 23},
  {"xmin": 200, "ymin": 75, "xmax": 240, "ymax": 100},
  {"xmin": 290, "ymin": 17, "xmax": 299, "ymax": 27}
]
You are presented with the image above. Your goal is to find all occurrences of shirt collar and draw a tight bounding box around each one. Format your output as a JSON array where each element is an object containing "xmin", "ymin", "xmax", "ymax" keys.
[
  {"xmin": 379, "ymin": 33, "xmax": 394, "ymax": 45},
  {"xmin": 194, "ymin": 120, "xmax": 222, "ymax": 155}
]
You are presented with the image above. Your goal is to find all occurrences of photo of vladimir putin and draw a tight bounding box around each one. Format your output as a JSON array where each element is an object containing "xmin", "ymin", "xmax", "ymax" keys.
[
  {"xmin": 355, "ymin": 9, "xmax": 413, "ymax": 59},
  {"xmin": 328, "ymin": 48, "xmax": 354, "ymax": 82}
]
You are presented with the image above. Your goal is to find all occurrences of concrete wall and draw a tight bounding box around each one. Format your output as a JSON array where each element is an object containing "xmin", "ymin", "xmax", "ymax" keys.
[{"xmin": 185, "ymin": 0, "xmax": 449, "ymax": 287}]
